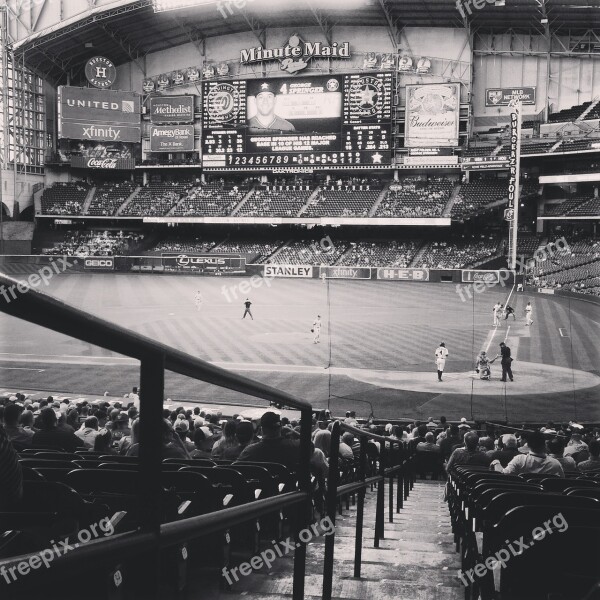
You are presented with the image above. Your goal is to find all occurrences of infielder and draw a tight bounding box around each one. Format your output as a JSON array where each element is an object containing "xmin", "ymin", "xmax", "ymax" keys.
[
  {"xmin": 435, "ymin": 342, "xmax": 449, "ymax": 382},
  {"xmin": 312, "ymin": 315, "xmax": 322, "ymax": 344},
  {"xmin": 525, "ymin": 302, "xmax": 533, "ymax": 326}
]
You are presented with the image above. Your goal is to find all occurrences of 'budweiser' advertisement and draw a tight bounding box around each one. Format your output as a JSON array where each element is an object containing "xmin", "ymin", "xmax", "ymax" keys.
[
  {"xmin": 71, "ymin": 156, "xmax": 136, "ymax": 170},
  {"xmin": 150, "ymin": 96, "xmax": 194, "ymax": 124}
]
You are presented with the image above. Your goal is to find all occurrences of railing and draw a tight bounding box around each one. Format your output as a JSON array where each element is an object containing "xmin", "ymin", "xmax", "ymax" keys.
[
  {"xmin": 320, "ymin": 421, "xmax": 414, "ymax": 600},
  {"xmin": 0, "ymin": 272, "xmax": 314, "ymax": 600}
]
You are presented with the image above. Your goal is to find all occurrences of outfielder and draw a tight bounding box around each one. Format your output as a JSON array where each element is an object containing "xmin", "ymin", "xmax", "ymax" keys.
[
  {"xmin": 435, "ymin": 342, "xmax": 449, "ymax": 382},
  {"xmin": 312, "ymin": 315, "xmax": 322, "ymax": 344},
  {"xmin": 194, "ymin": 290, "xmax": 203, "ymax": 311}
]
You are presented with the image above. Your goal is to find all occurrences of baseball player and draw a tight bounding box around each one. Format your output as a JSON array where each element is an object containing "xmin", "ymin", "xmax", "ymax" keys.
[
  {"xmin": 435, "ymin": 342, "xmax": 449, "ymax": 382},
  {"xmin": 475, "ymin": 351, "xmax": 496, "ymax": 380},
  {"xmin": 493, "ymin": 302, "xmax": 503, "ymax": 327},
  {"xmin": 525, "ymin": 302, "xmax": 533, "ymax": 326},
  {"xmin": 504, "ymin": 304, "xmax": 516, "ymax": 321},
  {"xmin": 194, "ymin": 290, "xmax": 203, "ymax": 311},
  {"xmin": 242, "ymin": 298, "xmax": 253, "ymax": 320},
  {"xmin": 312, "ymin": 315, "xmax": 322, "ymax": 344}
]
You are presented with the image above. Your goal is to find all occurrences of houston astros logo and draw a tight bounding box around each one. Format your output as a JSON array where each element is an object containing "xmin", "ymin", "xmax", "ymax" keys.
[
  {"xmin": 207, "ymin": 83, "xmax": 240, "ymax": 122},
  {"xmin": 350, "ymin": 76, "xmax": 384, "ymax": 117}
]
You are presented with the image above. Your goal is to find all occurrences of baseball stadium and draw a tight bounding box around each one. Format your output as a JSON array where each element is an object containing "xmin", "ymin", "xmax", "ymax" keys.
[{"xmin": 0, "ymin": 1, "xmax": 599, "ymax": 599}]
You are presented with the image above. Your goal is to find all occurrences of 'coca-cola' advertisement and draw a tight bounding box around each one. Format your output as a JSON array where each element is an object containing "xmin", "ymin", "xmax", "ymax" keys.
[{"xmin": 71, "ymin": 156, "xmax": 136, "ymax": 170}]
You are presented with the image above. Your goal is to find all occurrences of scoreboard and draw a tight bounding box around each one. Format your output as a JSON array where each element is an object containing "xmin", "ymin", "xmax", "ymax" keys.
[{"xmin": 202, "ymin": 73, "xmax": 392, "ymax": 171}]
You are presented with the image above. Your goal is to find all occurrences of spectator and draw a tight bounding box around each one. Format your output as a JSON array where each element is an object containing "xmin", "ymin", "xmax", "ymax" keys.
[
  {"xmin": 417, "ymin": 432, "xmax": 441, "ymax": 453},
  {"xmin": 238, "ymin": 412, "xmax": 299, "ymax": 468},
  {"xmin": 577, "ymin": 439, "xmax": 600, "ymax": 474},
  {"xmin": 174, "ymin": 419, "xmax": 195, "ymax": 453},
  {"xmin": 0, "ymin": 425, "xmax": 23, "ymax": 510},
  {"xmin": 3, "ymin": 403, "xmax": 34, "ymax": 450},
  {"xmin": 489, "ymin": 434, "xmax": 520, "ymax": 467},
  {"xmin": 491, "ymin": 431, "xmax": 564, "ymax": 477},
  {"xmin": 446, "ymin": 432, "xmax": 492, "ymax": 472},
  {"xmin": 438, "ymin": 424, "xmax": 462, "ymax": 459},
  {"xmin": 564, "ymin": 431, "xmax": 589, "ymax": 462},
  {"xmin": 211, "ymin": 420, "xmax": 238, "ymax": 459},
  {"xmin": 547, "ymin": 437, "xmax": 577, "ymax": 473},
  {"xmin": 75, "ymin": 416, "xmax": 100, "ymax": 449},
  {"xmin": 190, "ymin": 427, "xmax": 215, "ymax": 459},
  {"xmin": 127, "ymin": 419, "xmax": 190, "ymax": 459},
  {"xmin": 32, "ymin": 407, "xmax": 85, "ymax": 452},
  {"xmin": 19, "ymin": 410, "xmax": 37, "ymax": 434},
  {"xmin": 314, "ymin": 429, "xmax": 331, "ymax": 458},
  {"xmin": 94, "ymin": 428, "xmax": 115, "ymax": 454},
  {"xmin": 222, "ymin": 421, "xmax": 255, "ymax": 460}
]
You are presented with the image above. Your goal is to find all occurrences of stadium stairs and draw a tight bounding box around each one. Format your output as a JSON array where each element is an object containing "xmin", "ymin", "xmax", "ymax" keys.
[
  {"xmin": 298, "ymin": 186, "xmax": 322, "ymax": 217},
  {"xmin": 213, "ymin": 479, "xmax": 462, "ymax": 600},
  {"xmin": 367, "ymin": 182, "xmax": 392, "ymax": 217},
  {"xmin": 442, "ymin": 184, "xmax": 463, "ymax": 218},
  {"xmin": 80, "ymin": 186, "xmax": 97, "ymax": 214},
  {"xmin": 576, "ymin": 97, "xmax": 600, "ymax": 122},
  {"xmin": 231, "ymin": 185, "xmax": 259, "ymax": 216},
  {"xmin": 408, "ymin": 241, "xmax": 429, "ymax": 268},
  {"xmin": 116, "ymin": 186, "xmax": 142, "ymax": 216}
]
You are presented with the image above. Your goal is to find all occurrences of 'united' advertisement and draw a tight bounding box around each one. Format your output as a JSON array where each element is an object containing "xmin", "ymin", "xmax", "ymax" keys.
[
  {"xmin": 404, "ymin": 83, "xmax": 460, "ymax": 148},
  {"xmin": 150, "ymin": 125, "xmax": 195, "ymax": 152},
  {"xmin": 58, "ymin": 86, "xmax": 141, "ymax": 142},
  {"xmin": 149, "ymin": 96, "xmax": 194, "ymax": 124}
]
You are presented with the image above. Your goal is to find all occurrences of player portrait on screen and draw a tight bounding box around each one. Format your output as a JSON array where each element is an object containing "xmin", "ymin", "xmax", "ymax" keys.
[{"xmin": 247, "ymin": 82, "xmax": 296, "ymax": 133}]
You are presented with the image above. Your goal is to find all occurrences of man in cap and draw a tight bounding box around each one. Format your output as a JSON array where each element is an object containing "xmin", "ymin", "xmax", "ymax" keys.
[
  {"xmin": 435, "ymin": 342, "xmax": 449, "ymax": 382},
  {"xmin": 238, "ymin": 411, "xmax": 299, "ymax": 468},
  {"xmin": 495, "ymin": 342, "xmax": 514, "ymax": 382},
  {"xmin": 248, "ymin": 82, "xmax": 296, "ymax": 133}
]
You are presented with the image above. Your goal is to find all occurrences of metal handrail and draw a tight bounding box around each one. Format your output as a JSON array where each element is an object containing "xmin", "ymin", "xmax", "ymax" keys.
[{"xmin": 0, "ymin": 273, "xmax": 313, "ymax": 600}]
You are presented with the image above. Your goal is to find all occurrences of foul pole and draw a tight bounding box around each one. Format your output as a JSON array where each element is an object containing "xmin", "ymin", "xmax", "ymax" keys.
[{"xmin": 507, "ymin": 98, "xmax": 522, "ymax": 270}]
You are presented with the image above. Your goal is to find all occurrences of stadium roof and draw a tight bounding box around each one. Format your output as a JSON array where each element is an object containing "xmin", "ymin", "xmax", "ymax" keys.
[{"xmin": 10, "ymin": 0, "xmax": 600, "ymax": 83}]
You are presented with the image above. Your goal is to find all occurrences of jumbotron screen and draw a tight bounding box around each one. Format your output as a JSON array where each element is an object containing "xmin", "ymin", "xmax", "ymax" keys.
[{"xmin": 202, "ymin": 73, "xmax": 392, "ymax": 171}]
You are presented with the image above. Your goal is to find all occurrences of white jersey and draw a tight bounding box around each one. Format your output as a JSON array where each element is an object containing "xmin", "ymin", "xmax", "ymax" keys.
[
  {"xmin": 525, "ymin": 305, "xmax": 532, "ymax": 314},
  {"xmin": 195, "ymin": 293, "xmax": 203, "ymax": 304},
  {"xmin": 313, "ymin": 319, "xmax": 322, "ymax": 331},
  {"xmin": 435, "ymin": 346, "xmax": 449, "ymax": 360},
  {"xmin": 493, "ymin": 303, "xmax": 502, "ymax": 316}
]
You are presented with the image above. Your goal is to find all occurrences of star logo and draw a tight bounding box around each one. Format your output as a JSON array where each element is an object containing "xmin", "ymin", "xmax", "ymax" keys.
[
  {"xmin": 359, "ymin": 85, "xmax": 377, "ymax": 106},
  {"xmin": 372, "ymin": 152, "xmax": 383, "ymax": 164}
]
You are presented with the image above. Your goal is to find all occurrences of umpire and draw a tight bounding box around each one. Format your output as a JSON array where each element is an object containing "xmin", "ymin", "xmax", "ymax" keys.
[{"xmin": 498, "ymin": 342, "xmax": 514, "ymax": 382}]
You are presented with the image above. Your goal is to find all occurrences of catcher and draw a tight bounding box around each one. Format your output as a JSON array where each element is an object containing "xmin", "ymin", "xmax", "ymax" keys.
[{"xmin": 475, "ymin": 351, "xmax": 496, "ymax": 380}]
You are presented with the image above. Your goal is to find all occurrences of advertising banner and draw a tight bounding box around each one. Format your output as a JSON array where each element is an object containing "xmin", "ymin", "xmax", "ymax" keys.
[
  {"xmin": 485, "ymin": 87, "xmax": 536, "ymax": 107},
  {"xmin": 150, "ymin": 125, "xmax": 195, "ymax": 152},
  {"xmin": 162, "ymin": 254, "xmax": 244, "ymax": 270},
  {"xmin": 149, "ymin": 96, "xmax": 194, "ymax": 124},
  {"xmin": 58, "ymin": 86, "xmax": 141, "ymax": 142},
  {"xmin": 462, "ymin": 156, "xmax": 510, "ymax": 171},
  {"xmin": 319, "ymin": 266, "xmax": 371, "ymax": 279},
  {"xmin": 405, "ymin": 83, "xmax": 460, "ymax": 147},
  {"xmin": 71, "ymin": 156, "xmax": 135, "ymax": 170},
  {"xmin": 461, "ymin": 270, "xmax": 500, "ymax": 284},
  {"xmin": 264, "ymin": 265, "xmax": 313, "ymax": 278},
  {"xmin": 84, "ymin": 257, "xmax": 114, "ymax": 271},
  {"xmin": 376, "ymin": 268, "xmax": 429, "ymax": 281}
]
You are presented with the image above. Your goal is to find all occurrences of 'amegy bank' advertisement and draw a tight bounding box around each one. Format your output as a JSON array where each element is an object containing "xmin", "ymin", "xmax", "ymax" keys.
[{"xmin": 57, "ymin": 86, "xmax": 141, "ymax": 143}]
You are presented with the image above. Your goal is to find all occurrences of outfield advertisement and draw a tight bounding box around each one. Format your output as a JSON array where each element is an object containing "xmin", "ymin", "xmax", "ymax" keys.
[
  {"xmin": 461, "ymin": 270, "xmax": 500, "ymax": 283},
  {"xmin": 264, "ymin": 265, "xmax": 313, "ymax": 278},
  {"xmin": 319, "ymin": 266, "xmax": 371, "ymax": 279},
  {"xmin": 150, "ymin": 125, "xmax": 195, "ymax": 152},
  {"xmin": 162, "ymin": 254, "xmax": 244, "ymax": 270},
  {"xmin": 57, "ymin": 86, "xmax": 141, "ymax": 142},
  {"xmin": 84, "ymin": 257, "xmax": 114, "ymax": 271},
  {"xmin": 377, "ymin": 268, "xmax": 429, "ymax": 281}
]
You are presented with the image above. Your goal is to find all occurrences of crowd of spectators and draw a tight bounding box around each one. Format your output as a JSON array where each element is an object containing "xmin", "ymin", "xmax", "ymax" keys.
[
  {"xmin": 41, "ymin": 230, "xmax": 143, "ymax": 256},
  {"xmin": 41, "ymin": 182, "xmax": 90, "ymax": 215},
  {"xmin": 375, "ymin": 177, "xmax": 454, "ymax": 218},
  {"xmin": 415, "ymin": 235, "xmax": 500, "ymax": 269}
]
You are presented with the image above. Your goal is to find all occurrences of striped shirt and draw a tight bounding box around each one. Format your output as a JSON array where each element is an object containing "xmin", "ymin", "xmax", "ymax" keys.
[{"xmin": 0, "ymin": 425, "xmax": 23, "ymax": 509}]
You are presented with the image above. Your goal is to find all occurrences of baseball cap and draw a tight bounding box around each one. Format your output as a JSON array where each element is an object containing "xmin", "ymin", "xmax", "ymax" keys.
[
  {"xmin": 175, "ymin": 420, "xmax": 189, "ymax": 433},
  {"xmin": 260, "ymin": 411, "xmax": 281, "ymax": 429},
  {"xmin": 257, "ymin": 82, "xmax": 275, "ymax": 95}
]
